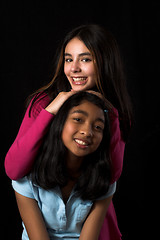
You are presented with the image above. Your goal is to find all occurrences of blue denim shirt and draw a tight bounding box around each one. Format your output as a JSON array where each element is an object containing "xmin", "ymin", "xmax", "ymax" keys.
[{"xmin": 12, "ymin": 177, "xmax": 116, "ymax": 240}]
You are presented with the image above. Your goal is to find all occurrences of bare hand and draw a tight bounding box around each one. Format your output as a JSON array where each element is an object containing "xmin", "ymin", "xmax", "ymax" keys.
[
  {"xmin": 87, "ymin": 90, "xmax": 113, "ymax": 109},
  {"xmin": 45, "ymin": 91, "xmax": 76, "ymax": 115}
]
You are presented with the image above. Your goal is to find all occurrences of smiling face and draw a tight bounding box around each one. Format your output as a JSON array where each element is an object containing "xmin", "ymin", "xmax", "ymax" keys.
[
  {"xmin": 64, "ymin": 37, "xmax": 97, "ymax": 91},
  {"xmin": 61, "ymin": 100, "xmax": 105, "ymax": 161}
]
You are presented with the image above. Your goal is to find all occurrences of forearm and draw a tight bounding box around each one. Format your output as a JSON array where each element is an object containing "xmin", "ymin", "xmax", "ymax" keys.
[
  {"xmin": 15, "ymin": 191, "xmax": 50, "ymax": 240},
  {"xmin": 80, "ymin": 196, "xmax": 113, "ymax": 240}
]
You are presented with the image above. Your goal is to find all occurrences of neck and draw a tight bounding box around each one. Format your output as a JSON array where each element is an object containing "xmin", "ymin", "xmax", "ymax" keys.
[{"xmin": 65, "ymin": 152, "xmax": 84, "ymax": 179}]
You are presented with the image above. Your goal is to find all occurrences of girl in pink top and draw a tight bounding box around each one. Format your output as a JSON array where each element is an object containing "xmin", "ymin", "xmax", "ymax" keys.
[{"xmin": 5, "ymin": 24, "xmax": 132, "ymax": 240}]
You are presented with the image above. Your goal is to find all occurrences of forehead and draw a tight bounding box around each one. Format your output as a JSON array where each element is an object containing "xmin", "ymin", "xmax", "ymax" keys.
[
  {"xmin": 65, "ymin": 37, "xmax": 90, "ymax": 54},
  {"xmin": 69, "ymin": 101, "xmax": 105, "ymax": 121}
]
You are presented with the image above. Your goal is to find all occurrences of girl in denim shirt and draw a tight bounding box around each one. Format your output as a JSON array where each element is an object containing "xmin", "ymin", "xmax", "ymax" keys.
[{"xmin": 12, "ymin": 92, "xmax": 116, "ymax": 240}]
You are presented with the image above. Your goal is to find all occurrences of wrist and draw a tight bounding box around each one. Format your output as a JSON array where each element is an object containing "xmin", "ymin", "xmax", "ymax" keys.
[{"xmin": 45, "ymin": 105, "xmax": 57, "ymax": 115}]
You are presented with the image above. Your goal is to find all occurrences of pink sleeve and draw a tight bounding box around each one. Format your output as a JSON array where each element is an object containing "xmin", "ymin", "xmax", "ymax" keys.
[
  {"xmin": 4, "ymin": 95, "xmax": 54, "ymax": 180},
  {"xmin": 109, "ymin": 108, "xmax": 125, "ymax": 183}
]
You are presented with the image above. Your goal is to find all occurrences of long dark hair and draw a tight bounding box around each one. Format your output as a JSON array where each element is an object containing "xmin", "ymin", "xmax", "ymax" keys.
[
  {"xmin": 29, "ymin": 24, "xmax": 132, "ymax": 141},
  {"xmin": 31, "ymin": 92, "xmax": 111, "ymax": 201}
]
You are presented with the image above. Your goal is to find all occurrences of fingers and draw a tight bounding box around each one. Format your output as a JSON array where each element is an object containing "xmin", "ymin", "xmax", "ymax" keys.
[
  {"xmin": 86, "ymin": 90, "xmax": 114, "ymax": 109},
  {"xmin": 46, "ymin": 89, "xmax": 114, "ymax": 116},
  {"xmin": 45, "ymin": 91, "xmax": 76, "ymax": 115},
  {"xmin": 87, "ymin": 90, "xmax": 104, "ymax": 99}
]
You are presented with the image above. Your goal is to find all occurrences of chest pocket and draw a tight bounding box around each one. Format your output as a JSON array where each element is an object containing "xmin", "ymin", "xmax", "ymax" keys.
[{"xmin": 76, "ymin": 202, "xmax": 93, "ymax": 222}]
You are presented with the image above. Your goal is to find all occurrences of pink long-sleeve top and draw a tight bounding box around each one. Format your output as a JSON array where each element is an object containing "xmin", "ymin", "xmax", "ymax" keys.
[{"xmin": 5, "ymin": 92, "xmax": 125, "ymax": 182}]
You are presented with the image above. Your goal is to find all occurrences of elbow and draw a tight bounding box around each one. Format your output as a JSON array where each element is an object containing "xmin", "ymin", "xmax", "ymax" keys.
[
  {"xmin": 4, "ymin": 153, "xmax": 21, "ymax": 180},
  {"xmin": 5, "ymin": 168, "xmax": 19, "ymax": 181},
  {"xmin": 110, "ymin": 168, "xmax": 122, "ymax": 183}
]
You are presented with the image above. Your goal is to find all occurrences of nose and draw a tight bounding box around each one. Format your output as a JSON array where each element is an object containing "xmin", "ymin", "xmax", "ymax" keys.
[
  {"xmin": 80, "ymin": 124, "xmax": 93, "ymax": 138},
  {"xmin": 71, "ymin": 60, "xmax": 81, "ymax": 73}
]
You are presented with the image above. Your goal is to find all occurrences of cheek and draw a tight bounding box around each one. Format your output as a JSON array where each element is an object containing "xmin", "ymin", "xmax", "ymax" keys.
[
  {"xmin": 64, "ymin": 63, "xmax": 69, "ymax": 76},
  {"xmin": 61, "ymin": 123, "xmax": 76, "ymax": 143},
  {"xmin": 84, "ymin": 63, "xmax": 96, "ymax": 76},
  {"xmin": 94, "ymin": 135, "xmax": 103, "ymax": 149},
  {"xmin": 61, "ymin": 123, "xmax": 69, "ymax": 144}
]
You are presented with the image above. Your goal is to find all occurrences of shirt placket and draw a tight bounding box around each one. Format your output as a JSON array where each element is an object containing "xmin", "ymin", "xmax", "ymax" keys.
[{"xmin": 56, "ymin": 186, "xmax": 76, "ymax": 231}]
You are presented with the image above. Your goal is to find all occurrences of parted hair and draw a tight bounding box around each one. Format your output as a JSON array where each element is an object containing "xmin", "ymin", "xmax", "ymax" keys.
[
  {"xmin": 28, "ymin": 24, "xmax": 132, "ymax": 141},
  {"xmin": 31, "ymin": 92, "xmax": 112, "ymax": 201}
]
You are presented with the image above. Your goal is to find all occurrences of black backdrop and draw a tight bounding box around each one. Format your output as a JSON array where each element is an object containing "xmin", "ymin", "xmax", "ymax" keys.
[{"xmin": 1, "ymin": 0, "xmax": 159, "ymax": 239}]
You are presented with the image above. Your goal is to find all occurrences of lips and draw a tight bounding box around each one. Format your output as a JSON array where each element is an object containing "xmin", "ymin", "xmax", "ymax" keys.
[
  {"xmin": 71, "ymin": 77, "xmax": 88, "ymax": 85},
  {"xmin": 74, "ymin": 138, "xmax": 91, "ymax": 148}
]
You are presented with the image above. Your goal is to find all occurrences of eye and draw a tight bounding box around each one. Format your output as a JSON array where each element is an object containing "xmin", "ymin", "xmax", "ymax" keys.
[
  {"xmin": 73, "ymin": 118, "xmax": 82, "ymax": 122},
  {"xmin": 81, "ymin": 58, "xmax": 92, "ymax": 62},
  {"xmin": 94, "ymin": 125, "xmax": 104, "ymax": 132},
  {"xmin": 65, "ymin": 58, "xmax": 73, "ymax": 63}
]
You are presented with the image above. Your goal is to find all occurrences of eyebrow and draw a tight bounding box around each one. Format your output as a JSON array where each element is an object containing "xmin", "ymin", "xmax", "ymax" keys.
[
  {"xmin": 71, "ymin": 110, "xmax": 105, "ymax": 124},
  {"xmin": 64, "ymin": 52, "xmax": 91, "ymax": 57}
]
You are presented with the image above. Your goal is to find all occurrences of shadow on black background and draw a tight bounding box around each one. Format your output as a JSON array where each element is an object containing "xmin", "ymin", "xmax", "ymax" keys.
[{"xmin": 1, "ymin": 1, "xmax": 159, "ymax": 239}]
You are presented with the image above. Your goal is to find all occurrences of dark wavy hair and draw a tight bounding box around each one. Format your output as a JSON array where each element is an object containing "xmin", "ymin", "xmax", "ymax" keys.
[
  {"xmin": 31, "ymin": 92, "xmax": 111, "ymax": 201},
  {"xmin": 28, "ymin": 24, "xmax": 132, "ymax": 141}
]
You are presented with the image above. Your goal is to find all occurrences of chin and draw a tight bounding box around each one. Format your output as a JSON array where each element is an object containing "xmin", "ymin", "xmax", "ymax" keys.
[
  {"xmin": 72, "ymin": 87, "xmax": 86, "ymax": 92},
  {"xmin": 72, "ymin": 85, "xmax": 91, "ymax": 92}
]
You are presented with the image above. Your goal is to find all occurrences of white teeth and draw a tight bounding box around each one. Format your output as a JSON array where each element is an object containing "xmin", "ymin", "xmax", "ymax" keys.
[
  {"xmin": 73, "ymin": 77, "xmax": 86, "ymax": 81},
  {"xmin": 75, "ymin": 139, "xmax": 88, "ymax": 146}
]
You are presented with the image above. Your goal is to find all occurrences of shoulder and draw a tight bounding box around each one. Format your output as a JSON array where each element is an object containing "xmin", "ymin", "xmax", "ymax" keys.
[
  {"xmin": 109, "ymin": 107, "xmax": 119, "ymax": 122},
  {"xmin": 96, "ymin": 182, "xmax": 116, "ymax": 201},
  {"xmin": 29, "ymin": 92, "xmax": 51, "ymax": 119},
  {"xmin": 12, "ymin": 176, "xmax": 35, "ymax": 199}
]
